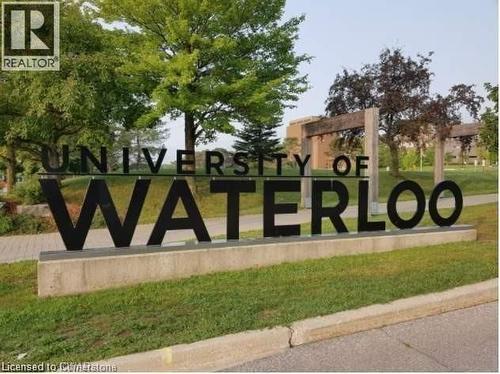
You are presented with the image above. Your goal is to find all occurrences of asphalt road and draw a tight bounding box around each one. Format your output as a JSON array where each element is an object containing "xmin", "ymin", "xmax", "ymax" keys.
[{"xmin": 227, "ymin": 302, "xmax": 498, "ymax": 372}]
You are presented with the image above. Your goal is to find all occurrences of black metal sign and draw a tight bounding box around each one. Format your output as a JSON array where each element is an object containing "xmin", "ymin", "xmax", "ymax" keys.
[{"xmin": 39, "ymin": 146, "xmax": 463, "ymax": 251}]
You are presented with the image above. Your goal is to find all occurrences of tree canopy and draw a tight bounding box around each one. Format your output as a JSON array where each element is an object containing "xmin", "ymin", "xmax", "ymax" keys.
[
  {"xmin": 94, "ymin": 0, "xmax": 309, "ymax": 166},
  {"xmin": 0, "ymin": 1, "xmax": 165, "ymax": 192},
  {"xmin": 421, "ymin": 84, "xmax": 483, "ymax": 140},
  {"xmin": 325, "ymin": 48, "xmax": 433, "ymax": 176},
  {"xmin": 324, "ymin": 48, "xmax": 487, "ymax": 176},
  {"xmin": 13, "ymin": 4, "xmax": 132, "ymax": 153},
  {"xmin": 233, "ymin": 121, "xmax": 281, "ymax": 160},
  {"xmin": 479, "ymin": 83, "xmax": 498, "ymax": 161}
]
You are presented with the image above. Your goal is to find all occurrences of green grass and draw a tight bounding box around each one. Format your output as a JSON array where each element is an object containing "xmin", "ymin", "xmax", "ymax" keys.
[
  {"xmin": 0, "ymin": 203, "xmax": 497, "ymax": 364},
  {"xmin": 230, "ymin": 199, "xmax": 498, "ymax": 241},
  {"xmin": 59, "ymin": 166, "xmax": 497, "ymax": 226}
]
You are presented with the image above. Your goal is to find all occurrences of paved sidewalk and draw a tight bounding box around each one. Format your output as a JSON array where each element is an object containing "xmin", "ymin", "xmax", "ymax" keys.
[
  {"xmin": 0, "ymin": 193, "xmax": 496, "ymax": 263},
  {"xmin": 227, "ymin": 301, "xmax": 498, "ymax": 371}
]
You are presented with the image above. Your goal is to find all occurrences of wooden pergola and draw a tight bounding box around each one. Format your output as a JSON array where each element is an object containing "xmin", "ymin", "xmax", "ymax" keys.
[
  {"xmin": 290, "ymin": 108, "xmax": 379, "ymax": 213},
  {"xmin": 289, "ymin": 110, "xmax": 481, "ymax": 214},
  {"xmin": 434, "ymin": 123, "xmax": 481, "ymax": 184}
]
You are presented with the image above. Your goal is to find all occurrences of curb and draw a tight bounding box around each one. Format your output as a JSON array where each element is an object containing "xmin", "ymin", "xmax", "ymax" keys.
[
  {"xmin": 96, "ymin": 278, "xmax": 498, "ymax": 371},
  {"xmin": 290, "ymin": 278, "xmax": 498, "ymax": 346},
  {"xmin": 96, "ymin": 327, "xmax": 291, "ymax": 372}
]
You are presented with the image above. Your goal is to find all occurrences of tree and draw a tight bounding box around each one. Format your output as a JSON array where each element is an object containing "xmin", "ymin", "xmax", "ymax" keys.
[
  {"xmin": 95, "ymin": 0, "xmax": 309, "ymax": 170},
  {"xmin": 401, "ymin": 148, "xmax": 419, "ymax": 170},
  {"xmin": 325, "ymin": 48, "xmax": 432, "ymax": 177},
  {"xmin": 3, "ymin": 2, "xmax": 156, "ymax": 178},
  {"xmin": 420, "ymin": 84, "xmax": 483, "ymax": 181},
  {"xmin": 421, "ymin": 84, "xmax": 483, "ymax": 143},
  {"xmin": 211, "ymin": 148, "xmax": 235, "ymax": 167},
  {"xmin": 233, "ymin": 122, "xmax": 281, "ymax": 161},
  {"xmin": 111, "ymin": 124, "xmax": 170, "ymax": 170},
  {"xmin": 282, "ymin": 137, "xmax": 300, "ymax": 161},
  {"xmin": 329, "ymin": 134, "xmax": 363, "ymax": 158},
  {"xmin": 0, "ymin": 71, "xmax": 25, "ymax": 192},
  {"xmin": 457, "ymin": 135, "xmax": 475, "ymax": 165},
  {"xmin": 480, "ymin": 83, "xmax": 498, "ymax": 162}
]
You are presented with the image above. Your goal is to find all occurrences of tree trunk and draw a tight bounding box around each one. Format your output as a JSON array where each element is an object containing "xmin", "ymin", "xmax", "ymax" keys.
[
  {"xmin": 184, "ymin": 113, "xmax": 196, "ymax": 166},
  {"xmin": 5, "ymin": 144, "xmax": 16, "ymax": 193},
  {"xmin": 47, "ymin": 146, "xmax": 62, "ymax": 186},
  {"xmin": 136, "ymin": 132, "xmax": 141, "ymax": 169},
  {"xmin": 184, "ymin": 113, "xmax": 197, "ymax": 192},
  {"xmin": 388, "ymin": 142, "xmax": 400, "ymax": 177}
]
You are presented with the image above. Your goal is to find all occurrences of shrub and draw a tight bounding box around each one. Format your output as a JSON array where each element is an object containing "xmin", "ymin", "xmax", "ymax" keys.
[
  {"xmin": 66, "ymin": 203, "xmax": 106, "ymax": 229},
  {"xmin": 12, "ymin": 213, "xmax": 47, "ymax": 234},
  {"xmin": 423, "ymin": 147, "xmax": 434, "ymax": 166},
  {"xmin": 90, "ymin": 210, "xmax": 106, "ymax": 229},
  {"xmin": 14, "ymin": 177, "xmax": 46, "ymax": 205},
  {"xmin": 378, "ymin": 143, "xmax": 391, "ymax": 168},
  {"xmin": 0, "ymin": 213, "xmax": 13, "ymax": 235},
  {"xmin": 401, "ymin": 149, "xmax": 419, "ymax": 170}
]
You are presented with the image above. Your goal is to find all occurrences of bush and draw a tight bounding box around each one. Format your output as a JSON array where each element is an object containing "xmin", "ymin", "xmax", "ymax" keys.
[
  {"xmin": 91, "ymin": 210, "xmax": 107, "ymax": 229},
  {"xmin": 12, "ymin": 213, "xmax": 48, "ymax": 234},
  {"xmin": 401, "ymin": 149, "xmax": 419, "ymax": 170},
  {"xmin": 14, "ymin": 177, "xmax": 46, "ymax": 205},
  {"xmin": 378, "ymin": 144, "xmax": 391, "ymax": 168},
  {"xmin": 0, "ymin": 212, "xmax": 53, "ymax": 236},
  {"xmin": 423, "ymin": 147, "xmax": 434, "ymax": 166},
  {"xmin": 66, "ymin": 204, "xmax": 106, "ymax": 229},
  {"xmin": 0, "ymin": 213, "xmax": 13, "ymax": 235}
]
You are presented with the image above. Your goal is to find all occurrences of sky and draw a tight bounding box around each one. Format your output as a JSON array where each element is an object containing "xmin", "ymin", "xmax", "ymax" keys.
[{"xmin": 163, "ymin": 0, "xmax": 498, "ymax": 160}]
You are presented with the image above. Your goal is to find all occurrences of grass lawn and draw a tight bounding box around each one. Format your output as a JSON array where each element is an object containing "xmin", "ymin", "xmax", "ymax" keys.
[
  {"xmin": 59, "ymin": 166, "xmax": 498, "ymax": 226},
  {"xmin": 0, "ymin": 203, "xmax": 497, "ymax": 364},
  {"xmin": 230, "ymin": 198, "xmax": 498, "ymax": 241}
]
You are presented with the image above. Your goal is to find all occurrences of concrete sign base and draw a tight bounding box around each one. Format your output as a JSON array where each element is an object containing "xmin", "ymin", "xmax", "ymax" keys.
[{"xmin": 38, "ymin": 226, "xmax": 476, "ymax": 297}]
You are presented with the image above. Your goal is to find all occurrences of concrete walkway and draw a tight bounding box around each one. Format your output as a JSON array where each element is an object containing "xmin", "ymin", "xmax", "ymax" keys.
[
  {"xmin": 0, "ymin": 193, "xmax": 496, "ymax": 263},
  {"xmin": 227, "ymin": 301, "xmax": 498, "ymax": 371}
]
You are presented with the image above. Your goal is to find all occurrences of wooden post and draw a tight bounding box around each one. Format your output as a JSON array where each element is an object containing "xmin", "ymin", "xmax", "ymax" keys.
[
  {"xmin": 364, "ymin": 108, "xmax": 379, "ymax": 214},
  {"xmin": 301, "ymin": 134, "xmax": 312, "ymax": 208},
  {"xmin": 434, "ymin": 137, "xmax": 445, "ymax": 185},
  {"xmin": 312, "ymin": 136, "xmax": 320, "ymax": 169},
  {"xmin": 291, "ymin": 108, "xmax": 382, "ymax": 210}
]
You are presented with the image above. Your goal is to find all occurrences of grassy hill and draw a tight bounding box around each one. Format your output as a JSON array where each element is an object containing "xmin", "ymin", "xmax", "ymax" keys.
[{"xmin": 59, "ymin": 166, "xmax": 498, "ymax": 225}]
